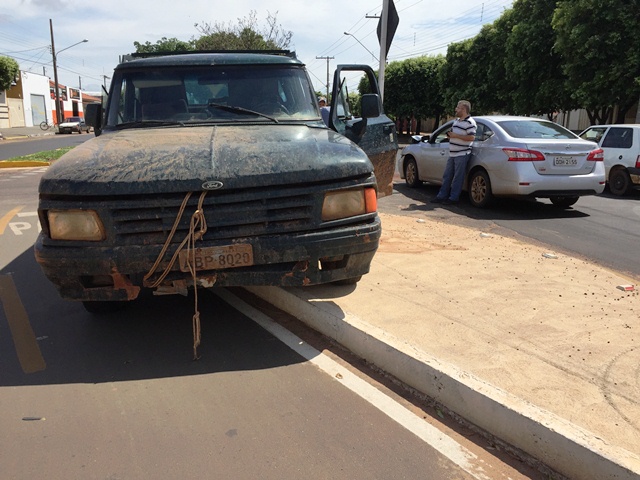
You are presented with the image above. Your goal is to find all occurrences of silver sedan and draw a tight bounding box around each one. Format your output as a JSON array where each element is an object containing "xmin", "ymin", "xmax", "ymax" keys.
[{"xmin": 397, "ymin": 116, "xmax": 606, "ymax": 208}]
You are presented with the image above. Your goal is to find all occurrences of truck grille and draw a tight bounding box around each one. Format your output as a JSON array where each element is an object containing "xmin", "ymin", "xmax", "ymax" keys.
[{"xmin": 111, "ymin": 188, "xmax": 316, "ymax": 244}]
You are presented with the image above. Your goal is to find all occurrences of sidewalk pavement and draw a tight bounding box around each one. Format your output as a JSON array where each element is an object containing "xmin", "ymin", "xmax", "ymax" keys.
[
  {"xmin": 244, "ymin": 209, "xmax": 640, "ymax": 480},
  {"xmin": 0, "ymin": 125, "xmax": 56, "ymax": 141}
]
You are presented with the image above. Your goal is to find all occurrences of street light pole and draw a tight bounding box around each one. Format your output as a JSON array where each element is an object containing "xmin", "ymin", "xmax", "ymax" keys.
[
  {"xmin": 49, "ymin": 19, "xmax": 88, "ymax": 125},
  {"xmin": 343, "ymin": 32, "xmax": 379, "ymax": 63}
]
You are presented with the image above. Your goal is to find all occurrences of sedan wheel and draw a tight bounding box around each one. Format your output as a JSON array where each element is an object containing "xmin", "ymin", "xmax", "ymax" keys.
[
  {"xmin": 550, "ymin": 196, "xmax": 579, "ymax": 208},
  {"xmin": 608, "ymin": 168, "xmax": 631, "ymax": 196},
  {"xmin": 468, "ymin": 170, "xmax": 493, "ymax": 208},
  {"xmin": 404, "ymin": 158, "xmax": 422, "ymax": 188}
]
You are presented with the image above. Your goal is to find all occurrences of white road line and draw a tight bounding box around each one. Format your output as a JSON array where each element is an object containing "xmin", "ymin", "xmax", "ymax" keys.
[{"xmin": 216, "ymin": 288, "xmax": 493, "ymax": 480}]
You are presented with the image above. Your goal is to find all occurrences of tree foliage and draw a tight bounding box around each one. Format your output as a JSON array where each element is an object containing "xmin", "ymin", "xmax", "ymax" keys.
[
  {"xmin": 505, "ymin": 0, "xmax": 573, "ymax": 117},
  {"xmin": 553, "ymin": 0, "xmax": 640, "ymax": 123},
  {"xmin": 385, "ymin": 55, "xmax": 446, "ymax": 128},
  {"xmin": 133, "ymin": 11, "xmax": 292, "ymax": 54},
  {"xmin": 134, "ymin": 37, "xmax": 194, "ymax": 54},
  {"xmin": 194, "ymin": 11, "xmax": 292, "ymax": 50},
  {"xmin": 0, "ymin": 56, "xmax": 20, "ymax": 92}
]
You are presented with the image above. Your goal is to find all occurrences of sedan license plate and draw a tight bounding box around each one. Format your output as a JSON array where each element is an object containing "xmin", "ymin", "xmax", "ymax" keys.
[
  {"xmin": 178, "ymin": 244, "xmax": 253, "ymax": 272},
  {"xmin": 554, "ymin": 155, "xmax": 578, "ymax": 166}
]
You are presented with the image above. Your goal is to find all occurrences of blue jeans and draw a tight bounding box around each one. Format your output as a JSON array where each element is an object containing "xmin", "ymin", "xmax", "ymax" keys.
[{"xmin": 436, "ymin": 153, "xmax": 471, "ymax": 201}]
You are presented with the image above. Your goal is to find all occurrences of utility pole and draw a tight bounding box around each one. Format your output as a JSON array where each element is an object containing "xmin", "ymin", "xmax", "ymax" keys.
[
  {"xmin": 49, "ymin": 19, "xmax": 61, "ymax": 125},
  {"xmin": 316, "ymin": 56, "xmax": 333, "ymax": 100}
]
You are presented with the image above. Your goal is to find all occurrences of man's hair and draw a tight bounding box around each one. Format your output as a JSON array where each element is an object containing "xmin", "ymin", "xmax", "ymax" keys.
[{"xmin": 458, "ymin": 100, "xmax": 471, "ymax": 114}]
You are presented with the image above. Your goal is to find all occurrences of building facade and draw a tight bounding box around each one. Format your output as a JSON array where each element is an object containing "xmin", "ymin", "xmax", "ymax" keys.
[{"xmin": 0, "ymin": 70, "xmax": 84, "ymax": 128}]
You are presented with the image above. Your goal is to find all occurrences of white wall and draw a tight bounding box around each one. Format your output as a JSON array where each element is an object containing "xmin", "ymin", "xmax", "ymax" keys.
[{"xmin": 19, "ymin": 71, "xmax": 52, "ymax": 127}]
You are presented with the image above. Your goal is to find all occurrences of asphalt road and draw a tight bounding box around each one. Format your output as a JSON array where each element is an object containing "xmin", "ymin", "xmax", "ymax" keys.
[
  {"xmin": 0, "ymin": 133, "xmax": 89, "ymax": 161},
  {"xmin": 384, "ymin": 180, "xmax": 640, "ymax": 279}
]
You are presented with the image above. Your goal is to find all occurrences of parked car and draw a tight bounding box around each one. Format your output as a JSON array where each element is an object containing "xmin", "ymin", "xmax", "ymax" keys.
[
  {"xmin": 397, "ymin": 116, "xmax": 605, "ymax": 208},
  {"xmin": 58, "ymin": 116, "xmax": 90, "ymax": 134},
  {"xmin": 578, "ymin": 124, "xmax": 640, "ymax": 196}
]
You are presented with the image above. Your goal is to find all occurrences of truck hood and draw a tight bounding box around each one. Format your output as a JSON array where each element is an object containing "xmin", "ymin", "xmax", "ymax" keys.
[{"xmin": 39, "ymin": 125, "xmax": 373, "ymax": 195}]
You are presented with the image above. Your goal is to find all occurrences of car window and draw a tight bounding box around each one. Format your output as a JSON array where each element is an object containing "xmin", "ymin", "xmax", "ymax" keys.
[
  {"xmin": 602, "ymin": 127, "xmax": 633, "ymax": 149},
  {"xmin": 579, "ymin": 127, "xmax": 606, "ymax": 143},
  {"xmin": 498, "ymin": 120, "xmax": 576, "ymax": 139},
  {"xmin": 431, "ymin": 123, "xmax": 452, "ymax": 144},
  {"xmin": 475, "ymin": 122, "xmax": 494, "ymax": 142}
]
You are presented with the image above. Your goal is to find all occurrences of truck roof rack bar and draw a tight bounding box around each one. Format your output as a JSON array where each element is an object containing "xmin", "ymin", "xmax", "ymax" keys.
[{"xmin": 121, "ymin": 50, "xmax": 297, "ymax": 62}]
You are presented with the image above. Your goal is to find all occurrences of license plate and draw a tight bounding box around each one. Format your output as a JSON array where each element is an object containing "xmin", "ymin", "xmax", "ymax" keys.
[
  {"xmin": 554, "ymin": 156, "xmax": 578, "ymax": 166},
  {"xmin": 178, "ymin": 244, "xmax": 254, "ymax": 272}
]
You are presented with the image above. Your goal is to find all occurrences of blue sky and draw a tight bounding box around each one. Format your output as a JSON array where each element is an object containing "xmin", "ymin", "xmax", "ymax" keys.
[{"xmin": 0, "ymin": 0, "xmax": 514, "ymax": 94}]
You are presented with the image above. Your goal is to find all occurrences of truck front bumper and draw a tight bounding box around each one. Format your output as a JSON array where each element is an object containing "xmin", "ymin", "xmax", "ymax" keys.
[{"xmin": 34, "ymin": 218, "xmax": 381, "ymax": 302}]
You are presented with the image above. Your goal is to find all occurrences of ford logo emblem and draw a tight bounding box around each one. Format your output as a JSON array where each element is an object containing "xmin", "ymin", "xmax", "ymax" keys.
[{"xmin": 202, "ymin": 181, "xmax": 224, "ymax": 190}]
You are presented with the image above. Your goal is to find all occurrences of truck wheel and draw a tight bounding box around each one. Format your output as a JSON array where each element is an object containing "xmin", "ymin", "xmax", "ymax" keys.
[
  {"xmin": 82, "ymin": 301, "xmax": 127, "ymax": 314},
  {"xmin": 609, "ymin": 168, "xmax": 631, "ymax": 196},
  {"xmin": 550, "ymin": 196, "xmax": 579, "ymax": 208},
  {"xmin": 404, "ymin": 157, "xmax": 422, "ymax": 187},
  {"xmin": 332, "ymin": 276, "xmax": 362, "ymax": 286}
]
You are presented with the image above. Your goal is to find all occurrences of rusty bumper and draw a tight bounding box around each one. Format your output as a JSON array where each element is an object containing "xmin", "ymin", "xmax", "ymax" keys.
[{"xmin": 34, "ymin": 217, "xmax": 381, "ymax": 302}]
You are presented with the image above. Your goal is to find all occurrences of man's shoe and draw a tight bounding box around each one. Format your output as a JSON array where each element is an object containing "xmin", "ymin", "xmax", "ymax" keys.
[
  {"xmin": 430, "ymin": 197, "xmax": 444, "ymax": 204},
  {"xmin": 442, "ymin": 199, "xmax": 459, "ymax": 205}
]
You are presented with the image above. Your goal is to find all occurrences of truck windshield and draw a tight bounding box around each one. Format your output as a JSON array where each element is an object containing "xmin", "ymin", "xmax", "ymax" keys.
[{"xmin": 106, "ymin": 65, "xmax": 320, "ymax": 127}]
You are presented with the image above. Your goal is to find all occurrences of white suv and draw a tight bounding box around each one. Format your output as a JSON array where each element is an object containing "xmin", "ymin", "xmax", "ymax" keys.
[{"xmin": 579, "ymin": 124, "xmax": 640, "ymax": 196}]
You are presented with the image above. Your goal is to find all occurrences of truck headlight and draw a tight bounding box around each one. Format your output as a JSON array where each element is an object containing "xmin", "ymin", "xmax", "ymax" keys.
[
  {"xmin": 322, "ymin": 187, "xmax": 377, "ymax": 221},
  {"xmin": 48, "ymin": 210, "xmax": 105, "ymax": 241}
]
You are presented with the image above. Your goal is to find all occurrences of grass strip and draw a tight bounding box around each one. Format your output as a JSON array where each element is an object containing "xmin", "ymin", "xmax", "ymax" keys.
[{"xmin": 3, "ymin": 146, "xmax": 74, "ymax": 163}]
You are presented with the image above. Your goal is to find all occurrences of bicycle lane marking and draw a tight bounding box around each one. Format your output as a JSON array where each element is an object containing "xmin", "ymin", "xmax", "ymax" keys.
[
  {"xmin": 0, "ymin": 206, "xmax": 24, "ymax": 235},
  {"xmin": 0, "ymin": 273, "xmax": 46, "ymax": 373}
]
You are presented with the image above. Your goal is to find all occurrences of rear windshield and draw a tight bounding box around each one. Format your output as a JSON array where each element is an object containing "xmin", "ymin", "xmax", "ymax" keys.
[
  {"xmin": 106, "ymin": 65, "xmax": 319, "ymax": 127},
  {"xmin": 497, "ymin": 120, "xmax": 577, "ymax": 139}
]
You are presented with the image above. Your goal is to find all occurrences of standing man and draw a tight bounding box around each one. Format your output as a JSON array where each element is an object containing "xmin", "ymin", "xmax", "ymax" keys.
[
  {"xmin": 431, "ymin": 100, "xmax": 477, "ymax": 205},
  {"xmin": 318, "ymin": 96, "xmax": 330, "ymax": 126}
]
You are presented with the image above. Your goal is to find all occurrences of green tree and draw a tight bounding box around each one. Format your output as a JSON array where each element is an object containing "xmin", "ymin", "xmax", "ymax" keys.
[
  {"xmin": 194, "ymin": 11, "xmax": 292, "ymax": 50},
  {"xmin": 553, "ymin": 0, "xmax": 640, "ymax": 124},
  {"xmin": 0, "ymin": 56, "xmax": 20, "ymax": 92},
  {"xmin": 505, "ymin": 0, "xmax": 574, "ymax": 117},
  {"xmin": 440, "ymin": 39, "xmax": 477, "ymax": 114},
  {"xmin": 384, "ymin": 55, "xmax": 446, "ymax": 132},
  {"xmin": 134, "ymin": 37, "xmax": 194, "ymax": 53}
]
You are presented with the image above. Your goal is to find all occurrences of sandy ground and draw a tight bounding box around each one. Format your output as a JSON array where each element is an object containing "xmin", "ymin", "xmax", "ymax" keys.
[{"xmin": 335, "ymin": 211, "xmax": 640, "ymax": 456}]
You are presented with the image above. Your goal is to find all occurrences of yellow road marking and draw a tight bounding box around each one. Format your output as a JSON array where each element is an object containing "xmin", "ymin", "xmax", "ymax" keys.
[
  {"xmin": 0, "ymin": 206, "xmax": 24, "ymax": 235},
  {"xmin": 0, "ymin": 274, "xmax": 46, "ymax": 373}
]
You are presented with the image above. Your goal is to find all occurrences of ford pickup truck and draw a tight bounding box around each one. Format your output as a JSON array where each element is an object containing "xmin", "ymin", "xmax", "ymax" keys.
[{"xmin": 35, "ymin": 51, "xmax": 397, "ymax": 313}]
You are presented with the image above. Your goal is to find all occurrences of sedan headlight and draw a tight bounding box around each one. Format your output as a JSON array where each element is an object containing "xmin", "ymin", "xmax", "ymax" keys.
[
  {"xmin": 322, "ymin": 188, "xmax": 377, "ymax": 221},
  {"xmin": 48, "ymin": 210, "xmax": 105, "ymax": 241}
]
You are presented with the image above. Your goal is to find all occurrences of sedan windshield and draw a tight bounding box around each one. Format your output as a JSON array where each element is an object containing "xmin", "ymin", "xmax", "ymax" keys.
[
  {"xmin": 106, "ymin": 65, "xmax": 319, "ymax": 127},
  {"xmin": 497, "ymin": 120, "xmax": 577, "ymax": 139}
]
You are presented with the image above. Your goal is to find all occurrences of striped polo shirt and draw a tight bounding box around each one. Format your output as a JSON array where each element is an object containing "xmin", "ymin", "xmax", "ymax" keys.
[{"xmin": 449, "ymin": 115, "xmax": 477, "ymax": 157}]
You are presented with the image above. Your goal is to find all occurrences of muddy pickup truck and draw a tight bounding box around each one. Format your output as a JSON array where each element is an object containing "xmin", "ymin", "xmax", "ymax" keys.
[{"xmin": 35, "ymin": 51, "xmax": 397, "ymax": 312}]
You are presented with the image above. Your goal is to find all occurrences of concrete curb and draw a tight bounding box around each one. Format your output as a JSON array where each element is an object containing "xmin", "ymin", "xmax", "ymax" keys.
[
  {"xmin": 0, "ymin": 161, "xmax": 50, "ymax": 168},
  {"xmin": 244, "ymin": 285, "xmax": 640, "ymax": 480}
]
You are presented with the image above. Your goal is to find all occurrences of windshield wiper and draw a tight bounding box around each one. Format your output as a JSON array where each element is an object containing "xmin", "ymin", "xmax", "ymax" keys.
[
  {"xmin": 115, "ymin": 120, "xmax": 185, "ymax": 129},
  {"xmin": 208, "ymin": 102, "xmax": 278, "ymax": 123}
]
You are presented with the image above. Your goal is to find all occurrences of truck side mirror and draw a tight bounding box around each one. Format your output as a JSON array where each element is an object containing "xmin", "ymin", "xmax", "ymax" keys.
[
  {"xmin": 85, "ymin": 103, "xmax": 103, "ymax": 136},
  {"xmin": 361, "ymin": 94, "xmax": 381, "ymax": 119}
]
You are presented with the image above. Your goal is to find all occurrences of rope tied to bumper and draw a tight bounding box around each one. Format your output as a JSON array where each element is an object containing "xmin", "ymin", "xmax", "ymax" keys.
[{"xmin": 143, "ymin": 191, "xmax": 210, "ymax": 359}]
